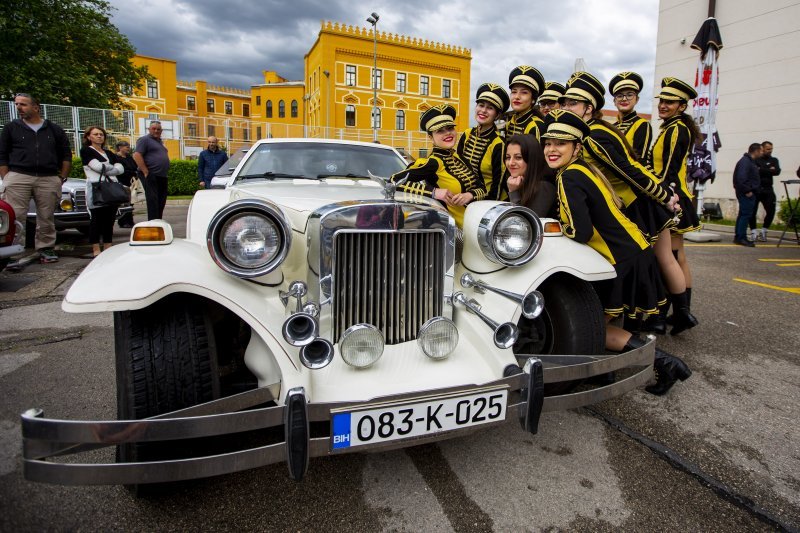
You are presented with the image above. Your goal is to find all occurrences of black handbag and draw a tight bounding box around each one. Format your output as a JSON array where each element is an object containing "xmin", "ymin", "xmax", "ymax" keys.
[{"xmin": 91, "ymin": 166, "xmax": 129, "ymax": 207}]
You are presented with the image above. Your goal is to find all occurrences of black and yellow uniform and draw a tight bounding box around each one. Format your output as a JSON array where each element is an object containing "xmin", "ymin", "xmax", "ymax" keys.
[
  {"xmin": 556, "ymin": 158, "xmax": 662, "ymax": 318},
  {"xmin": 505, "ymin": 109, "xmax": 544, "ymax": 140},
  {"xmin": 506, "ymin": 66, "xmax": 546, "ymax": 140},
  {"xmin": 457, "ymin": 125, "xmax": 505, "ymax": 200},
  {"xmin": 616, "ymin": 110, "xmax": 652, "ymax": 161},
  {"xmin": 648, "ymin": 114, "xmax": 700, "ymax": 233},
  {"xmin": 393, "ymin": 147, "xmax": 486, "ymax": 227},
  {"xmin": 583, "ymin": 119, "xmax": 676, "ymax": 242}
]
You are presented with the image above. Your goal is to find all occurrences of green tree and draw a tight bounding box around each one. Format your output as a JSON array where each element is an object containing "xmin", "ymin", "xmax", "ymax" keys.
[{"xmin": 0, "ymin": 0, "xmax": 150, "ymax": 108}]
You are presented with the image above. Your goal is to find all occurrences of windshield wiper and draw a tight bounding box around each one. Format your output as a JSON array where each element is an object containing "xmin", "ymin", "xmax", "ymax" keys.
[
  {"xmin": 317, "ymin": 173, "xmax": 365, "ymax": 179},
  {"xmin": 238, "ymin": 172, "xmax": 310, "ymax": 180}
]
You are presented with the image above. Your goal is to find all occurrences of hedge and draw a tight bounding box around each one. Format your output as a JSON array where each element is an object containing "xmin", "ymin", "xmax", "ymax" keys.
[{"xmin": 68, "ymin": 157, "xmax": 201, "ymax": 196}]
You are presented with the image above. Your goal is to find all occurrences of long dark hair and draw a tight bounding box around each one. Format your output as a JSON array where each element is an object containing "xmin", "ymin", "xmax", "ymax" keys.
[
  {"xmin": 506, "ymin": 134, "xmax": 546, "ymax": 208},
  {"xmin": 679, "ymin": 112, "xmax": 703, "ymax": 146}
]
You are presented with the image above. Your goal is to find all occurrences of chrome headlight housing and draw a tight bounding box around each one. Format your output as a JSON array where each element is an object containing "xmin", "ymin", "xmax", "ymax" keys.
[
  {"xmin": 0, "ymin": 210, "xmax": 9, "ymax": 236},
  {"xmin": 207, "ymin": 199, "xmax": 291, "ymax": 278},
  {"xmin": 477, "ymin": 205, "xmax": 543, "ymax": 266}
]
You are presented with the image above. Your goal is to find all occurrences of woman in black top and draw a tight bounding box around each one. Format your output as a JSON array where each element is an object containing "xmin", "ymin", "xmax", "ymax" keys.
[
  {"xmin": 505, "ymin": 134, "xmax": 556, "ymax": 218},
  {"xmin": 609, "ymin": 72, "xmax": 652, "ymax": 161},
  {"xmin": 542, "ymin": 109, "xmax": 691, "ymax": 396},
  {"xmin": 80, "ymin": 126, "xmax": 125, "ymax": 257},
  {"xmin": 505, "ymin": 65, "xmax": 546, "ymax": 140}
]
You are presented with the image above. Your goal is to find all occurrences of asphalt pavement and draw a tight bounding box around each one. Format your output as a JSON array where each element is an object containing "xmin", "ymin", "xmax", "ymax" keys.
[{"xmin": 0, "ymin": 205, "xmax": 798, "ymax": 532}]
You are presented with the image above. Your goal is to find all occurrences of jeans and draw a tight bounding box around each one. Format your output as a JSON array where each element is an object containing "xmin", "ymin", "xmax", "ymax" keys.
[
  {"xmin": 735, "ymin": 193, "xmax": 757, "ymax": 241},
  {"xmin": 144, "ymin": 174, "xmax": 168, "ymax": 220}
]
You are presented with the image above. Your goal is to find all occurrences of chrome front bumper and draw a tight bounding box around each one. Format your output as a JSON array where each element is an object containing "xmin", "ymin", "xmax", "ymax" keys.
[{"xmin": 20, "ymin": 339, "xmax": 654, "ymax": 486}]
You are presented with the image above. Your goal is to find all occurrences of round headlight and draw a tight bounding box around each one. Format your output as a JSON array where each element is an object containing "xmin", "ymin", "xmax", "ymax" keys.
[
  {"xmin": 207, "ymin": 199, "xmax": 291, "ymax": 278},
  {"xmin": 340, "ymin": 324, "xmax": 384, "ymax": 368},
  {"xmin": 60, "ymin": 198, "xmax": 74, "ymax": 211},
  {"xmin": 494, "ymin": 214, "xmax": 532, "ymax": 260},
  {"xmin": 417, "ymin": 317, "xmax": 459, "ymax": 360},
  {"xmin": 478, "ymin": 205, "xmax": 543, "ymax": 266}
]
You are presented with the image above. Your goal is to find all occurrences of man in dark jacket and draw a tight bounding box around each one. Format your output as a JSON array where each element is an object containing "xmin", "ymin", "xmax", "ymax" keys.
[
  {"xmin": 749, "ymin": 141, "xmax": 781, "ymax": 241},
  {"xmin": 197, "ymin": 136, "xmax": 228, "ymax": 189},
  {"xmin": 732, "ymin": 143, "xmax": 763, "ymax": 247},
  {"xmin": 0, "ymin": 93, "xmax": 72, "ymax": 263}
]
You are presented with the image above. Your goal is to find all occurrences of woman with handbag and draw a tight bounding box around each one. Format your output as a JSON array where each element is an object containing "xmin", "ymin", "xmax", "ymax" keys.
[{"xmin": 80, "ymin": 126, "xmax": 125, "ymax": 257}]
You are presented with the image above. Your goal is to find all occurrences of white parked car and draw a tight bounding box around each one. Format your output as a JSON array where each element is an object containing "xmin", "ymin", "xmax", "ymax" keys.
[{"xmin": 21, "ymin": 138, "xmax": 654, "ymax": 491}]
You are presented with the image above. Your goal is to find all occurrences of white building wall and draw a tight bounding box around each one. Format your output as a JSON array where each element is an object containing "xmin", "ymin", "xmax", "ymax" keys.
[{"xmin": 652, "ymin": 0, "xmax": 800, "ymax": 217}]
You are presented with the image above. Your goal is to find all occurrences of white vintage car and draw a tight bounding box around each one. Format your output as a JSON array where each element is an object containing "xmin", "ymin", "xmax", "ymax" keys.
[{"xmin": 21, "ymin": 138, "xmax": 654, "ymax": 490}]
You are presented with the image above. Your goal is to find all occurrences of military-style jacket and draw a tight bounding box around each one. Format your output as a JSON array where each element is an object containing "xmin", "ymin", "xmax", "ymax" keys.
[
  {"xmin": 504, "ymin": 108, "xmax": 544, "ymax": 140},
  {"xmin": 392, "ymin": 147, "xmax": 486, "ymax": 227},
  {"xmin": 582, "ymin": 119, "xmax": 672, "ymax": 209},
  {"xmin": 556, "ymin": 159, "xmax": 649, "ymax": 265},
  {"xmin": 648, "ymin": 114, "xmax": 694, "ymax": 199},
  {"xmin": 616, "ymin": 110, "xmax": 652, "ymax": 161},
  {"xmin": 456, "ymin": 125, "xmax": 505, "ymax": 200}
]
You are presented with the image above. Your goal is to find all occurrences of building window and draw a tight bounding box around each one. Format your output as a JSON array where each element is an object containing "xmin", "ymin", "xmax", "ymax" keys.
[
  {"xmin": 256, "ymin": 95, "xmax": 261, "ymax": 106},
  {"xmin": 225, "ymin": 101, "xmax": 233, "ymax": 115},
  {"xmin": 187, "ymin": 123, "xmax": 197, "ymax": 137},
  {"xmin": 243, "ymin": 103, "xmax": 250, "ymax": 117},
  {"xmin": 228, "ymin": 127, "xmax": 234, "ymax": 139},
  {"xmin": 208, "ymin": 125, "xmax": 215, "ymax": 136},
  {"xmin": 120, "ymin": 84, "xmax": 133, "ymax": 96},
  {"xmin": 147, "ymin": 80, "xmax": 158, "ymax": 99},
  {"xmin": 291, "ymin": 100, "xmax": 298, "ymax": 118},
  {"xmin": 207, "ymin": 99, "xmax": 215, "ymax": 112},
  {"xmin": 420, "ymin": 76, "xmax": 429, "ymax": 96},
  {"xmin": 395, "ymin": 110, "xmax": 405, "ymax": 131},
  {"xmin": 346, "ymin": 105, "xmax": 355, "ymax": 127},
  {"xmin": 345, "ymin": 65, "xmax": 356, "ymax": 86},
  {"xmin": 396, "ymin": 73, "xmax": 406, "ymax": 93},
  {"xmin": 373, "ymin": 68, "xmax": 382, "ymax": 90},
  {"xmin": 371, "ymin": 108, "xmax": 381, "ymax": 129},
  {"xmin": 266, "ymin": 100, "xmax": 273, "ymax": 118},
  {"xmin": 442, "ymin": 79, "xmax": 451, "ymax": 99},
  {"xmin": 243, "ymin": 128, "xmax": 250, "ymax": 141},
  {"xmin": 256, "ymin": 126, "xmax": 262, "ymax": 139},
  {"xmin": 278, "ymin": 100, "xmax": 285, "ymax": 118},
  {"xmin": 187, "ymin": 96, "xmax": 196, "ymax": 110}
]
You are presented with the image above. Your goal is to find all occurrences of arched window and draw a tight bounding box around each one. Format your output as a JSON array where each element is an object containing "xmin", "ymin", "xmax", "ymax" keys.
[
  {"xmin": 291, "ymin": 100, "xmax": 298, "ymax": 118},
  {"xmin": 278, "ymin": 100, "xmax": 286, "ymax": 118},
  {"xmin": 395, "ymin": 110, "xmax": 405, "ymax": 131},
  {"xmin": 346, "ymin": 105, "xmax": 355, "ymax": 127},
  {"xmin": 266, "ymin": 100, "xmax": 273, "ymax": 118}
]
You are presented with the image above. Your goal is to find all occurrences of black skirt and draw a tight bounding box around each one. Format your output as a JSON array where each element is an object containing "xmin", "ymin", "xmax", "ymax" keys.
[
  {"xmin": 623, "ymin": 197, "xmax": 676, "ymax": 244},
  {"xmin": 671, "ymin": 192, "xmax": 701, "ymax": 234},
  {"xmin": 591, "ymin": 247, "xmax": 666, "ymax": 319}
]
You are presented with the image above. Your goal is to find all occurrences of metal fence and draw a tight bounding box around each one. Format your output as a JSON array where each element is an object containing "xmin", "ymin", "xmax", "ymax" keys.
[{"xmin": 0, "ymin": 101, "xmax": 431, "ymax": 160}]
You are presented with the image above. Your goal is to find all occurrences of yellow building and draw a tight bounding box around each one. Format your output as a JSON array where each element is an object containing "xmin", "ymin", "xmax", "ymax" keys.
[
  {"xmin": 118, "ymin": 23, "xmax": 472, "ymax": 158},
  {"xmin": 304, "ymin": 21, "xmax": 472, "ymax": 156}
]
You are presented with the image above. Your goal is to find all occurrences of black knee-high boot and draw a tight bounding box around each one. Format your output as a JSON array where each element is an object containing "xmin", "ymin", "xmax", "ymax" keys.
[
  {"xmin": 624, "ymin": 336, "xmax": 692, "ymax": 395},
  {"xmin": 669, "ymin": 291, "xmax": 698, "ymax": 335}
]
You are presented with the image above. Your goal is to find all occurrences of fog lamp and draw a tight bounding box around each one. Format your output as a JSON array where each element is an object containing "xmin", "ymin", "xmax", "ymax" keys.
[
  {"xmin": 340, "ymin": 324, "xmax": 384, "ymax": 368},
  {"xmin": 417, "ymin": 317, "xmax": 459, "ymax": 360}
]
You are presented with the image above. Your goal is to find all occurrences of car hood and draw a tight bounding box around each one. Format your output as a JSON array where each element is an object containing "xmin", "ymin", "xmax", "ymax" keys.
[{"xmin": 226, "ymin": 178, "xmax": 441, "ymax": 231}]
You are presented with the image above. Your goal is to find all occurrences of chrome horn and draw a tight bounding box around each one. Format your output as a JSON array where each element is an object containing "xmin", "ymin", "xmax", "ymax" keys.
[
  {"xmin": 460, "ymin": 273, "xmax": 544, "ymax": 320},
  {"xmin": 452, "ymin": 292, "xmax": 519, "ymax": 349},
  {"xmin": 280, "ymin": 281, "xmax": 319, "ymax": 347},
  {"xmin": 280, "ymin": 280, "xmax": 308, "ymax": 312}
]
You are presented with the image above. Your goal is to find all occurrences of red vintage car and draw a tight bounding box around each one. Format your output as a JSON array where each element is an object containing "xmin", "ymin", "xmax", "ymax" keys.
[{"xmin": 0, "ymin": 198, "xmax": 25, "ymax": 271}]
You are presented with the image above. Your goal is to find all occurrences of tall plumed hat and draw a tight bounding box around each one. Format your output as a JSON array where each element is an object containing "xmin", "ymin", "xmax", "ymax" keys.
[
  {"xmin": 475, "ymin": 83, "xmax": 510, "ymax": 113},
  {"xmin": 561, "ymin": 71, "xmax": 606, "ymax": 110},
  {"xmin": 508, "ymin": 65, "xmax": 545, "ymax": 98},
  {"xmin": 420, "ymin": 104, "xmax": 457, "ymax": 133},
  {"xmin": 655, "ymin": 77, "xmax": 697, "ymax": 102},
  {"xmin": 609, "ymin": 72, "xmax": 644, "ymax": 95},
  {"xmin": 542, "ymin": 109, "xmax": 592, "ymax": 142},
  {"xmin": 538, "ymin": 81, "xmax": 565, "ymax": 102}
]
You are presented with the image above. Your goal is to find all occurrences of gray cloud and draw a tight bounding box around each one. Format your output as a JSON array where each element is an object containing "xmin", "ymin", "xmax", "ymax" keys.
[{"xmin": 111, "ymin": 0, "xmax": 668, "ymax": 111}]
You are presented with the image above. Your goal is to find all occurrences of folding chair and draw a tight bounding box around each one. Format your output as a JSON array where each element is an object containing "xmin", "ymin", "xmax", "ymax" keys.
[{"xmin": 777, "ymin": 179, "xmax": 800, "ymax": 247}]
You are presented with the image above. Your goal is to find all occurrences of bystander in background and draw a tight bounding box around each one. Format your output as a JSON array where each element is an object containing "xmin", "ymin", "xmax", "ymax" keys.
[
  {"xmin": 197, "ymin": 136, "xmax": 228, "ymax": 189},
  {"xmin": 750, "ymin": 141, "xmax": 780, "ymax": 241},
  {"xmin": 114, "ymin": 141, "xmax": 137, "ymax": 228},
  {"xmin": 133, "ymin": 121, "xmax": 169, "ymax": 220},
  {"xmin": 732, "ymin": 143, "xmax": 762, "ymax": 247}
]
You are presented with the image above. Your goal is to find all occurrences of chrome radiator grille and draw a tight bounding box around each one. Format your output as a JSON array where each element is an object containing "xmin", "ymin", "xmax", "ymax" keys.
[
  {"xmin": 74, "ymin": 189, "xmax": 88, "ymax": 212},
  {"xmin": 332, "ymin": 231, "xmax": 444, "ymax": 345}
]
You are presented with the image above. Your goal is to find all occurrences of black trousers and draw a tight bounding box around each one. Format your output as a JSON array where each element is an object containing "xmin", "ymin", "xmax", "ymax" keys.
[
  {"xmin": 144, "ymin": 174, "xmax": 168, "ymax": 220},
  {"xmin": 89, "ymin": 206, "xmax": 116, "ymax": 245},
  {"xmin": 749, "ymin": 189, "xmax": 777, "ymax": 230}
]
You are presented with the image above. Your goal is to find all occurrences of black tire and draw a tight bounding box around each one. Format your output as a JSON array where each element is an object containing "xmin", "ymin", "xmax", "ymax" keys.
[
  {"xmin": 0, "ymin": 258, "xmax": 8, "ymax": 272},
  {"xmin": 114, "ymin": 294, "xmax": 220, "ymax": 493},
  {"xmin": 513, "ymin": 274, "xmax": 605, "ymax": 394},
  {"xmin": 25, "ymin": 218, "xmax": 35, "ymax": 249}
]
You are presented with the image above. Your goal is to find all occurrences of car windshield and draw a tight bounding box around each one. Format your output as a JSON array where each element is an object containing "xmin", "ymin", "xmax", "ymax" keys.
[{"xmin": 235, "ymin": 142, "xmax": 407, "ymax": 181}]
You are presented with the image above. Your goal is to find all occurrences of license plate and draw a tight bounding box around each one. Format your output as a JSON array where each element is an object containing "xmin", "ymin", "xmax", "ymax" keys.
[{"xmin": 331, "ymin": 389, "xmax": 507, "ymax": 450}]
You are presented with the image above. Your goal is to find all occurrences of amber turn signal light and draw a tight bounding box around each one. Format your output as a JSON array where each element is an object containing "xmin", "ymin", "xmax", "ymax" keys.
[
  {"xmin": 132, "ymin": 226, "xmax": 166, "ymax": 241},
  {"xmin": 543, "ymin": 221, "xmax": 562, "ymax": 233}
]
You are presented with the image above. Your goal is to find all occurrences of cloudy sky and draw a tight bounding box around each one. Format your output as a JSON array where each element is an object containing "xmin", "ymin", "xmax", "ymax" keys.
[{"xmin": 111, "ymin": 0, "xmax": 662, "ymax": 112}]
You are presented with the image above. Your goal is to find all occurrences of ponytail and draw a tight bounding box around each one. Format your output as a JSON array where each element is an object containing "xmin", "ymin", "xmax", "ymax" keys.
[{"xmin": 679, "ymin": 112, "xmax": 703, "ymax": 146}]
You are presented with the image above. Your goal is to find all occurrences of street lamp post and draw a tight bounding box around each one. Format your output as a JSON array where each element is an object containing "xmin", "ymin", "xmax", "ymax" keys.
[
  {"xmin": 323, "ymin": 70, "xmax": 330, "ymax": 138},
  {"xmin": 366, "ymin": 12, "xmax": 380, "ymax": 142}
]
